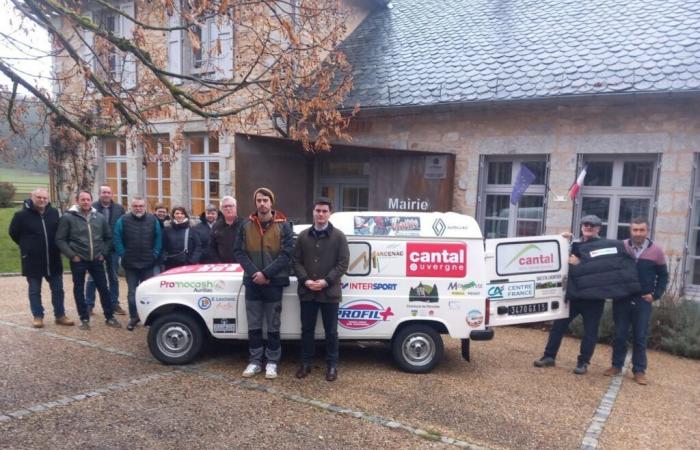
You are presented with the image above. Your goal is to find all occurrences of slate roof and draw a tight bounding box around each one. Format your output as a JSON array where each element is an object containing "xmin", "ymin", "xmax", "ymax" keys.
[{"xmin": 341, "ymin": 0, "xmax": 700, "ymax": 108}]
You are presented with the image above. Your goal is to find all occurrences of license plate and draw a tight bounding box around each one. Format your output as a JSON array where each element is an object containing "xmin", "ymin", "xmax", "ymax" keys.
[{"xmin": 508, "ymin": 302, "xmax": 548, "ymax": 315}]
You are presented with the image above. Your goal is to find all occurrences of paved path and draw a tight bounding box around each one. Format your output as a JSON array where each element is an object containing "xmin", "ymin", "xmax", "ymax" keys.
[{"xmin": 1, "ymin": 276, "xmax": 698, "ymax": 449}]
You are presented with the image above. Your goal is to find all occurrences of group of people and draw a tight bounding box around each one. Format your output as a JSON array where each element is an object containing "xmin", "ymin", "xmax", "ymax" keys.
[
  {"xmin": 9, "ymin": 188, "xmax": 668, "ymax": 384},
  {"xmin": 533, "ymin": 215, "xmax": 669, "ymax": 385},
  {"xmin": 9, "ymin": 186, "xmax": 349, "ymax": 382},
  {"xmin": 9, "ymin": 186, "xmax": 244, "ymax": 331}
]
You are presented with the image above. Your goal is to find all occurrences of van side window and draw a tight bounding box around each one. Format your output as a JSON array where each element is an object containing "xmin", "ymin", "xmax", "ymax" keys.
[{"xmin": 346, "ymin": 242, "xmax": 372, "ymax": 276}]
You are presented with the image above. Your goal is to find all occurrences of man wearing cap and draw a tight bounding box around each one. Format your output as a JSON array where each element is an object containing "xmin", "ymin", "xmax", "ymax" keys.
[
  {"xmin": 234, "ymin": 187, "xmax": 293, "ymax": 379},
  {"xmin": 534, "ymin": 214, "xmax": 639, "ymax": 374}
]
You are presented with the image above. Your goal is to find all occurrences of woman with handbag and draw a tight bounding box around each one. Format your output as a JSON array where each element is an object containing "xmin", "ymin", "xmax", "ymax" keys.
[{"xmin": 162, "ymin": 206, "xmax": 202, "ymax": 270}]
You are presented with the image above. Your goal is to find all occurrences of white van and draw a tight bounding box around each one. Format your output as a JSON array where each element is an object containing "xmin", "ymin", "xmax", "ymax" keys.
[{"xmin": 136, "ymin": 211, "xmax": 569, "ymax": 373}]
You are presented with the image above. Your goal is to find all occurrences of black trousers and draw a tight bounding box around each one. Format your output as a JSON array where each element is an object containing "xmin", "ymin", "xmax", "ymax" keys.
[{"xmin": 300, "ymin": 301, "xmax": 339, "ymax": 367}]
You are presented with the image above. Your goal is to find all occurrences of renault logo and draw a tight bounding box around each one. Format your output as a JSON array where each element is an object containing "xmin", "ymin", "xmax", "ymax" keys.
[{"xmin": 432, "ymin": 218, "xmax": 446, "ymax": 236}]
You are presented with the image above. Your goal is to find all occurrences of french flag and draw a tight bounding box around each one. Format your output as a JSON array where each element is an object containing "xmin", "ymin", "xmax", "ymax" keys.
[{"xmin": 568, "ymin": 165, "xmax": 588, "ymax": 200}]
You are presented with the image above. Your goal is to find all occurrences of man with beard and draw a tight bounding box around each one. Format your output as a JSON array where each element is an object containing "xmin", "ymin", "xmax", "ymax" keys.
[
  {"xmin": 234, "ymin": 188, "xmax": 293, "ymax": 379},
  {"xmin": 113, "ymin": 196, "xmax": 162, "ymax": 330}
]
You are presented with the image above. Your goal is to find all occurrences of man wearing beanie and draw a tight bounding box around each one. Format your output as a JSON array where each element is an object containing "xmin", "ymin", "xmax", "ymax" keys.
[{"xmin": 234, "ymin": 187, "xmax": 294, "ymax": 379}]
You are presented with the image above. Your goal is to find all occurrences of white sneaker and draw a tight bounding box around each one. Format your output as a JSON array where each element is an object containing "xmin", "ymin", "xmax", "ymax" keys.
[
  {"xmin": 242, "ymin": 363, "xmax": 261, "ymax": 378},
  {"xmin": 265, "ymin": 363, "xmax": 278, "ymax": 379}
]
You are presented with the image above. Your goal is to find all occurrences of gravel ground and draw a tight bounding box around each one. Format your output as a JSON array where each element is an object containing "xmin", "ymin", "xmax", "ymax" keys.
[{"xmin": 1, "ymin": 275, "xmax": 698, "ymax": 449}]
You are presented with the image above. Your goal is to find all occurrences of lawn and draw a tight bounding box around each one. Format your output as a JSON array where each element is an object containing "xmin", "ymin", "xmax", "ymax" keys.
[
  {"xmin": 0, "ymin": 167, "xmax": 50, "ymax": 201},
  {"xmin": 0, "ymin": 206, "xmax": 23, "ymax": 273}
]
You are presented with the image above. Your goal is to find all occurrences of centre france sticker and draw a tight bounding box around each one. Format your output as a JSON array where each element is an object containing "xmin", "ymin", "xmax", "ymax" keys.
[{"xmin": 338, "ymin": 300, "xmax": 394, "ymax": 330}]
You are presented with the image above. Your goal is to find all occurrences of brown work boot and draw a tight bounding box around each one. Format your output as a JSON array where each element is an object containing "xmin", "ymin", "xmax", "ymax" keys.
[
  {"xmin": 603, "ymin": 367, "xmax": 621, "ymax": 376},
  {"xmin": 633, "ymin": 372, "xmax": 648, "ymax": 385},
  {"xmin": 55, "ymin": 316, "xmax": 75, "ymax": 326},
  {"xmin": 32, "ymin": 317, "xmax": 44, "ymax": 328},
  {"xmin": 113, "ymin": 305, "xmax": 126, "ymax": 315}
]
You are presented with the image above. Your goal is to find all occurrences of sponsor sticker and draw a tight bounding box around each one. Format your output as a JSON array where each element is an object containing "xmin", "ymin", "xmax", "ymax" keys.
[
  {"xmin": 341, "ymin": 282, "xmax": 398, "ymax": 291},
  {"xmin": 160, "ymin": 279, "xmax": 226, "ymax": 293},
  {"xmin": 338, "ymin": 300, "xmax": 394, "ymax": 330},
  {"xmin": 466, "ymin": 309, "xmax": 484, "ymax": 328},
  {"xmin": 353, "ymin": 216, "xmax": 421, "ymax": 236},
  {"xmin": 198, "ymin": 296, "xmax": 234, "ymax": 310},
  {"xmin": 213, "ymin": 318, "xmax": 236, "ymax": 333},
  {"xmin": 589, "ymin": 247, "xmax": 618, "ymax": 257},
  {"xmin": 448, "ymin": 301, "xmax": 462, "ymax": 310},
  {"xmin": 198, "ymin": 297, "xmax": 212, "ymax": 310},
  {"xmin": 406, "ymin": 242, "xmax": 467, "ymax": 277},
  {"xmin": 496, "ymin": 241, "xmax": 560, "ymax": 275},
  {"xmin": 487, "ymin": 281, "xmax": 536, "ymax": 300},
  {"xmin": 409, "ymin": 282, "xmax": 439, "ymax": 303},
  {"xmin": 447, "ymin": 280, "xmax": 482, "ymax": 296}
]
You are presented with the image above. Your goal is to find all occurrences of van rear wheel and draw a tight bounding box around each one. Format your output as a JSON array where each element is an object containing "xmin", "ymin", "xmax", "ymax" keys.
[
  {"xmin": 392, "ymin": 324, "xmax": 443, "ymax": 373},
  {"xmin": 148, "ymin": 312, "xmax": 204, "ymax": 365}
]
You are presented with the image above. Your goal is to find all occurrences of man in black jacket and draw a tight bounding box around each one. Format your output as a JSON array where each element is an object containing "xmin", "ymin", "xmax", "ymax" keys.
[
  {"xmin": 113, "ymin": 196, "xmax": 162, "ymax": 330},
  {"xmin": 534, "ymin": 215, "xmax": 629, "ymax": 375},
  {"xmin": 194, "ymin": 204, "xmax": 220, "ymax": 264},
  {"xmin": 9, "ymin": 188, "xmax": 74, "ymax": 328},
  {"xmin": 210, "ymin": 196, "xmax": 242, "ymax": 263},
  {"xmin": 86, "ymin": 186, "xmax": 126, "ymax": 315}
]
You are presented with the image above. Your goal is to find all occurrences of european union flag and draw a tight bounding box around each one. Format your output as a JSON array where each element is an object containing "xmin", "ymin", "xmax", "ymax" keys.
[{"xmin": 510, "ymin": 165, "xmax": 536, "ymax": 205}]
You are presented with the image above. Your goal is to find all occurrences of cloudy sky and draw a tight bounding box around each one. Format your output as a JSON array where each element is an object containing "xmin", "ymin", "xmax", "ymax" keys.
[{"xmin": 0, "ymin": 0, "xmax": 52, "ymax": 93}]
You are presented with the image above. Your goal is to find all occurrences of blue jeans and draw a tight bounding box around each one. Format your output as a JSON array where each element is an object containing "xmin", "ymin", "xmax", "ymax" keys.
[
  {"xmin": 26, "ymin": 274, "xmax": 65, "ymax": 319},
  {"xmin": 300, "ymin": 301, "xmax": 339, "ymax": 367},
  {"xmin": 125, "ymin": 267, "xmax": 154, "ymax": 319},
  {"xmin": 612, "ymin": 297, "xmax": 652, "ymax": 373},
  {"xmin": 70, "ymin": 259, "xmax": 113, "ymax": 321},
  {"xmin": 543, "ymin": 298, "xmax": 605, "ymax": 365},
  {"xmin": 85, "ymin": 253, "xmax": 120, "ymax": 309}
]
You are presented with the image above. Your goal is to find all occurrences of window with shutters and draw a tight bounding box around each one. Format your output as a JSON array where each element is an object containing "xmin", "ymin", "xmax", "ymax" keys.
[
  {"xmin": 188, "ymin": 135, "xmax": 221, "ymax": 216},
  {"xmin": 104, "ymin": 138, "xmax": 128, "ymax": 209},
  {"xmin": 167, "ymin": 2, "xmax": 234, "ymax": 82},
  {"xmin": 83, "ymin": 3, "xmax": 137, "ymax": 89}
]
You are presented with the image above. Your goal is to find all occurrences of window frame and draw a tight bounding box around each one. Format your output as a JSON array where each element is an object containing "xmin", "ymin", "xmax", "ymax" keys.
[
  {"xmin": 144, "ymin": 136, "xmax": 172, "ymax": 210},
  {"xmin": 684, "ymin": 154, "xmax": 700, "ymax": 293},
  {"xmin": 574, "ymin": 154, "xmax": 660, "ymax": 240},
  {"xmin": 103, "ymin": 138, "xmax": 128, "ymax": 209},
  {"xmin": 188, "ymin": 134, "xmax": 222, "ymax": 216},
  {"xmin": 477, "ymin": 155, "xmax": 550, "ymax": 238}
]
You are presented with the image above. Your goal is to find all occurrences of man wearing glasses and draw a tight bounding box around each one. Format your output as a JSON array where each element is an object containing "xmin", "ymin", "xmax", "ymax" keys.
[{"xmin": 210, "ymin": 196, "xmax": 242, "ymax": 263}]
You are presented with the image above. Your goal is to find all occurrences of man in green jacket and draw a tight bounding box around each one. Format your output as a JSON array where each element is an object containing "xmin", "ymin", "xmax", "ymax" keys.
[
  {"xmin": 292, "ymin": 198, "xmax": 349, "ymax": 381},
  {"xmin": 56, "ymin": 191, "xmax": 122, "ymax": 330}
]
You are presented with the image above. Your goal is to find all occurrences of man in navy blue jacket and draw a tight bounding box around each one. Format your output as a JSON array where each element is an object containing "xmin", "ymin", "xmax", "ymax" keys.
[{"xmin": 604, "ymin": 217, "xmax": 668, "ymax": 385}]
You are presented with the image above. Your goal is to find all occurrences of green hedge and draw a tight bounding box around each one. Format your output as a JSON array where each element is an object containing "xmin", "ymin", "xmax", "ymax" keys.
[{"xmin": 569, "ymin": 298, "xmax": 700, "ymax": 359}]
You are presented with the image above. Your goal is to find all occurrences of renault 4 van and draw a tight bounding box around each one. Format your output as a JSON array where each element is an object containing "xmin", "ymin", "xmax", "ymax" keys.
[{"xmin": 136, "ymin": 211, "xmax": 569, "ymax": 373}]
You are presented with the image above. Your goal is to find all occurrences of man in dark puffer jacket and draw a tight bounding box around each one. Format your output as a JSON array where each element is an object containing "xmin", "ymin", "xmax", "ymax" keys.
[{"xmin": 534, "ymin": 215, "xmax": 641, "ymax": 375}]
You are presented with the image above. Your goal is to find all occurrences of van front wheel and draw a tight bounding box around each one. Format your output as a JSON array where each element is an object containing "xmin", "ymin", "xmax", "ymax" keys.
[
  {"xmin": 392, "ymin": 324, "xmax": 444, "ymax": 373},
  {"xmin": 148, "ymin": 312, "xmax": 204, "ymax": 365}
]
